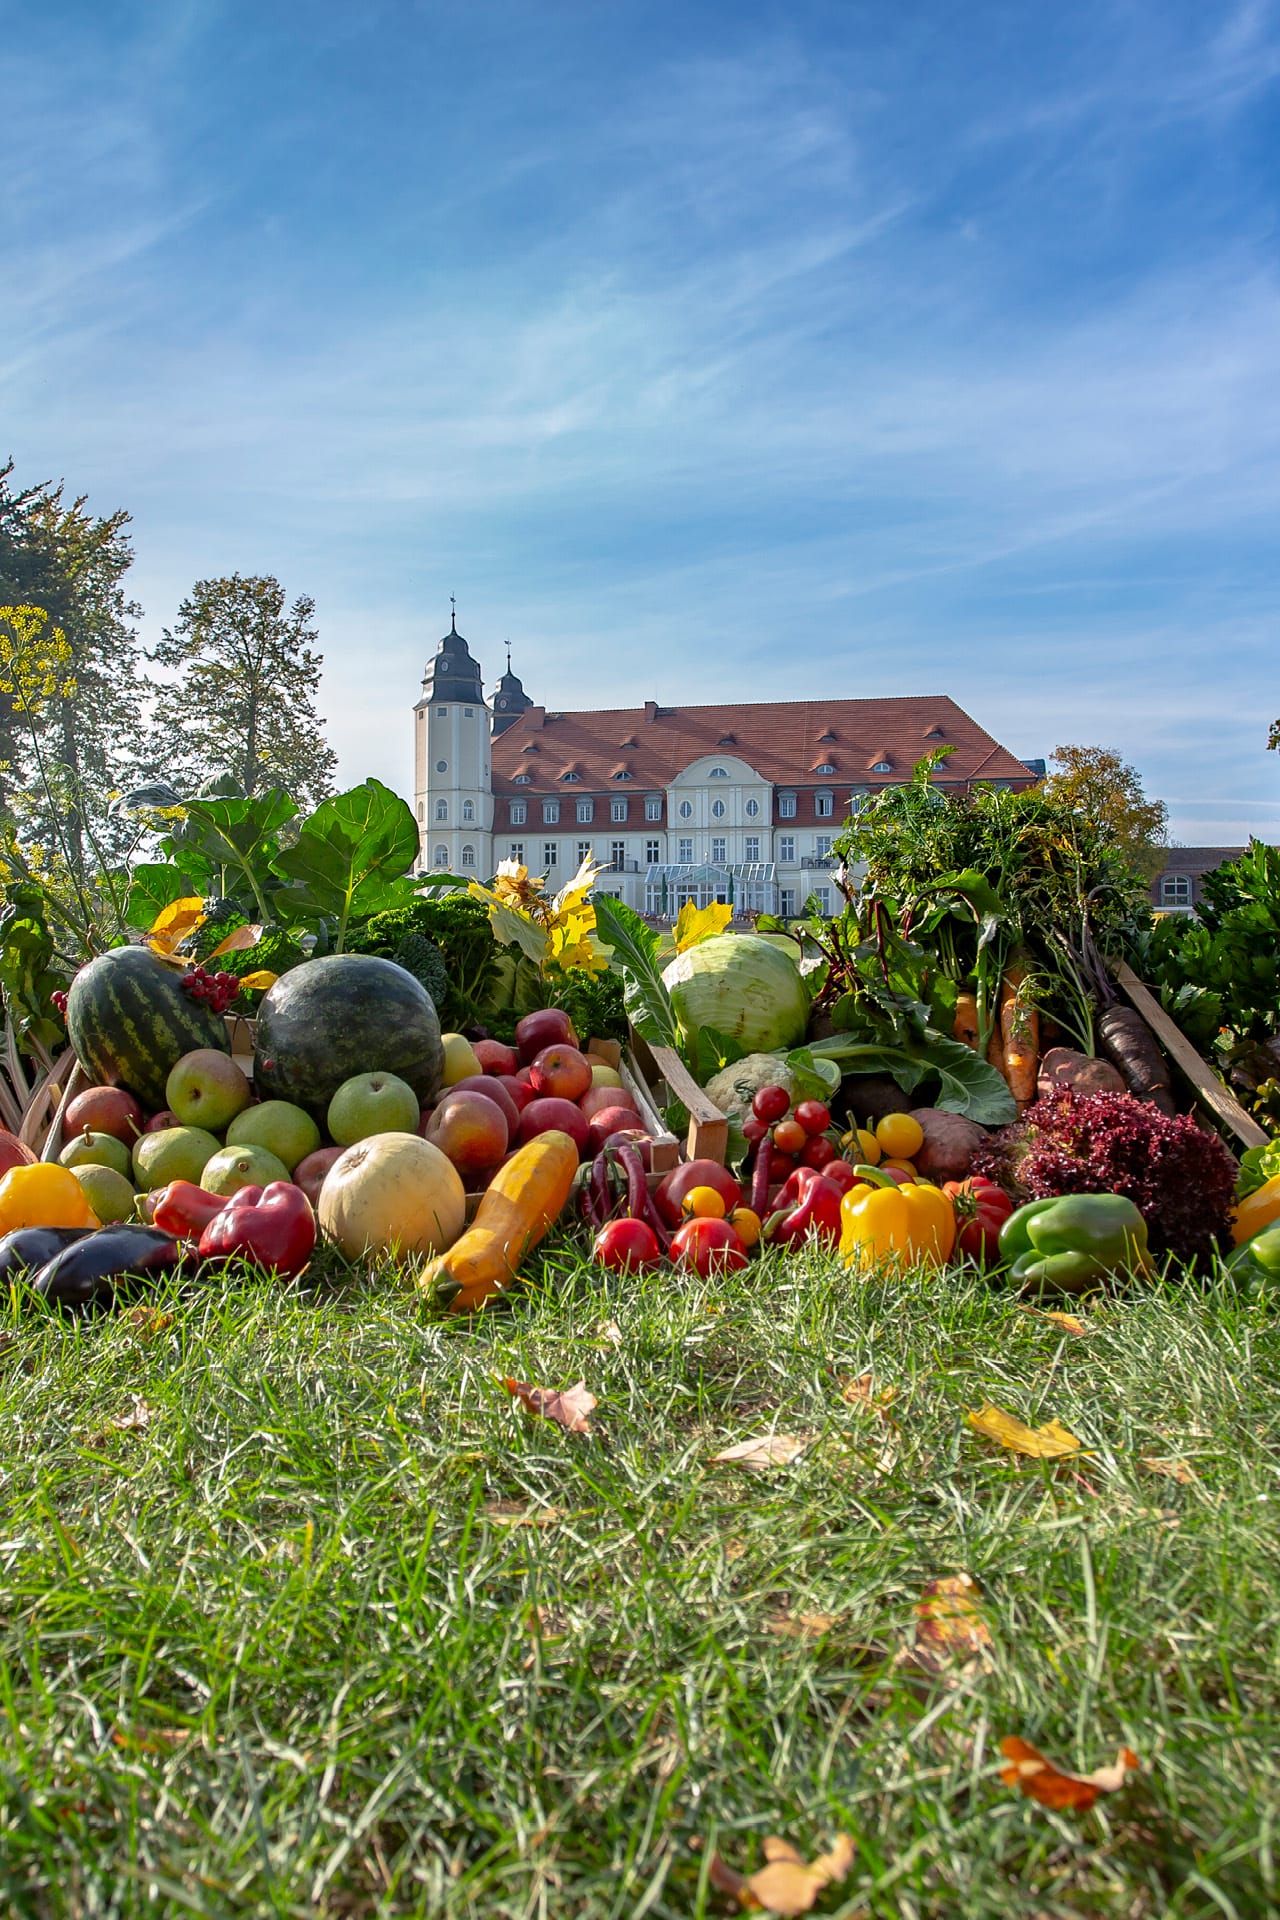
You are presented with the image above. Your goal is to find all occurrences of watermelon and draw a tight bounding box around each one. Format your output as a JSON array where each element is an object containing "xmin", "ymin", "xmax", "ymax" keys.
[
  {"xmin": 253, "ymin": 954, "xmax": 444, "ymax": 1120},
  {"xmin": 66, "ymin": 947, "xmax": 230, "ymax": 1111}
]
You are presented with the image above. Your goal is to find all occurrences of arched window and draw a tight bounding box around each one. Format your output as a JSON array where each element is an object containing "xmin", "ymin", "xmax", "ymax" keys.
[
  {"xmin": 871, "ymin": 761, "xmax": 892, "ymax": 774},
  {"xmin": 435, "ymin": 799, "xmax": 448, "ymax": 821},
  {"xmin": 462, "ymin": 799, "xmax": 475, "ymax": 822},
  {"xmin": 461, "ymin": 845, "xmax": 476, "ymax": 867},
  {"xmin": 709, "ymin": 766, "xmax": 728, "ymax": 778},
  {"xmin": 814, "ymin": 763, "xmax": 836, "ymax": 775},
  {"xmin": 433, "ymin": 845, "xmax": 448, "ymax": 868}
]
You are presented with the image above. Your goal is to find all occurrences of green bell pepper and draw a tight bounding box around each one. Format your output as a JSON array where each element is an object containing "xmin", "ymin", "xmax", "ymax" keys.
[
  {"xmin": 1228, "ymin": 1219, "xmax": 1280, "ymax": 1288},
  {"xmin": 999, "ymin": 1193, "xmax": 1152, "ymax": 1290}
]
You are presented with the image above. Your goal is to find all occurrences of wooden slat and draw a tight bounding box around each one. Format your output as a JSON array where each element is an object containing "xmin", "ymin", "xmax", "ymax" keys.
[
  {"xmin": 619, "ymin": 1054, "xmax": 680, "ymax": 1173},
  {"xmin": 1113, "ymin": 961, "xmax": 1268, "ymax": 1149},
  {"xmin": 649, "ymin": 1043, "xmax": 730, "ymax": 1167}
]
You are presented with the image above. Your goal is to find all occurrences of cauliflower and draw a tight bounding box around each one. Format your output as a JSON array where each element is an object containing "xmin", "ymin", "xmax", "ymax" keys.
[{"xmin": 703, "ymin": 1052, "xmax": 799, "ymax": 1122}]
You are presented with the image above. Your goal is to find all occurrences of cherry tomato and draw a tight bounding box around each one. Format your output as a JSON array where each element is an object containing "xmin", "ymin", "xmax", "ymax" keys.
[
  {"xmin": 801, "ymin": 1135, "xmax": 836, "ymax": 1170},
  {"xmin": 751, "ymin": 1085, "xmax": 792, "ymax": 1125},
  {"xmin": 592, "ymin": 1218, "xmax": 663, "ymax": 1274},
  {"xmin": 654, "ymin": 1159, "xmax": 742, "ymax": 1229},
  {"xmin": 875, "ymin": 1112, "xmax": 924, "ymax": 1159},
  {"xmin": 742, "ymin": 1114, "xmax": 769, "ymax": 1145},
  {"xmin": 682, "ymin": 1185, "xmax": 727, "ymax": 1220},
  {"xmin": 728, "ymin": 1206, "xmax": 762, "ymax": 1248},
  {"xmin": 794, "ymin": 1100, "xmax": 831, "ymax": 1136},
  {"xmin": 670, "ymin": 1216, "xmax": 749, "ymax": 1276},
  {"xmin": 821, "ymin": 1159, "xmax": 865, "ymax": 1196},
  {"xmin": 771, "ymin": 1118, "xmax": 806, "ymax": 1156}
]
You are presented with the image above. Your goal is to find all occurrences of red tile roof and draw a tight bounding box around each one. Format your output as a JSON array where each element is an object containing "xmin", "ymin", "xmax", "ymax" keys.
[{"xmin": 491, "ymin": 696, "xmax": 1033, "ymax": 796}]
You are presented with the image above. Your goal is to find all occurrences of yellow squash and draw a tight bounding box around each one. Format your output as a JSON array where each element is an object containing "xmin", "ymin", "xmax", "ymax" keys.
[{"xmin": 416, "ymin": 1129, "xmax": 579, "ymax": 1314}]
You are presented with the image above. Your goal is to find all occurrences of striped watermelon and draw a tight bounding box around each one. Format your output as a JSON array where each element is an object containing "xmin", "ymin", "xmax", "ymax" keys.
[{"xmin": 66, "ymin": 947, "xmax": 229, "ymax": 1111}]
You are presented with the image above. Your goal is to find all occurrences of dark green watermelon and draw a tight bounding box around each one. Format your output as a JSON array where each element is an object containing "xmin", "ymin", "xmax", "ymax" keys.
[
  {"xmin": 253, "ymin": 954, "xmax": 444, "ymax": 1120},
  {"xmin": 66, "ymin": 947, "xmax": 230, "ymax": 1111}
]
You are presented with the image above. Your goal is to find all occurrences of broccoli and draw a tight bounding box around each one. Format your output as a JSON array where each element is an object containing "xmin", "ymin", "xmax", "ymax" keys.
[{"xmin": 390, "ymin": 932, "xmax": 450, "ymax": 1013}]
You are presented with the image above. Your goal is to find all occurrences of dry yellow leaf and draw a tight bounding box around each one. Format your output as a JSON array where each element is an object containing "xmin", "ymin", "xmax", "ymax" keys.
[
  {"xmin": 968, "ymin": 1404, "xmax": 1082, "ymax": 1459},
  {"xmin": 482, "ymin": 1501, "xmax": 563, "ymax": 1528},
  {"xmin": 999, "ymin": 1736, "xmax": 1140, "ymax": 1810},
  {"xmin": 909, "ymin": 1573, "xmax": 993, "ymax": 1674},
  {"xmin": 765, "ymin": 1611, "xmax": 837, "ymax": 1639},
  {"xmin": 206, "ymin": 922, "xmax": 264, "ymax": 958},
  {"xmin": 111, "ymin": 1395, "xmax": 153, "ymax": 1432},
  {"xmin": 1018, "ymin": 1306, "xmax": 1090, "ymax": 1336},
  {"xmin": 708, "ymin": 1832, "xmax": 857, "ymax": 1914},
  {"xmin": 146, "ymin": 896, "xmax": 205, "ymax": 956},
  {"xmin": 711, "ymin": 1433, "xmax": 810, "ymax": 1472},
  {"xmin": 238, "ymin": 969, "xmax": 279, "ymax": 992},
  {"xmin": 1139, "ymin": 1455, "xmax": 1195, "ymax": 1484},
  {"xmin": 840, "ymin": 1371, "xmax": 898, "ymax": 1414},
  {"xmin": 503, "ymin": 1377, "xmax": 597, "ymax": 1434}
]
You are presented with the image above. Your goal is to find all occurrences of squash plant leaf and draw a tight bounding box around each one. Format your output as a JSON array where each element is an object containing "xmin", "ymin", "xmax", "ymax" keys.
[
  {"xmin": 673, "ymin": 899, "xmax": 732, "ymax": 952},
  {"xmin": 176, "ymin": 789, "xmax": 298, "ymax": 924},
  {"xmin": 270, "ymin": 779, "xmax": 419, "ymax": 948}
]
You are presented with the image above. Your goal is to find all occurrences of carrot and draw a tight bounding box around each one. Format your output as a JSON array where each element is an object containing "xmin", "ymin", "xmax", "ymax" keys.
[
  {"xmin": 986, "ymin": 1023, "xmax": 1007, "ymax": 1080},
  {"xmin": 1000, "ymin": 966, "xmax": 1039, "ymax": 1107},
  {"xmin": 953, "ymin": 992, "xmax": 980, "ymax": 1050}
]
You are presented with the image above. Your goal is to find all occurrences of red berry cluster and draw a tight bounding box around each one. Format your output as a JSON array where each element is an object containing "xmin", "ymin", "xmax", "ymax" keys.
[
  {"xmin": 50, "ymin": 989, "xmax": 69, "ymax": 1018},
  {"xmin": 182, "ymin": 966, "xmax": 240, "ymax": 1015},
  {"xmin": 741, "ymin": 1084, "xmax": 835, "ymax": 1183}
]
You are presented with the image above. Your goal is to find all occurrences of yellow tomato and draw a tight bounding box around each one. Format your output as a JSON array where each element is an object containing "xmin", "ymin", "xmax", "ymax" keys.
[
  {"xmin": 728, "ymin": 1206, "xmax": 762, "ymax": 1248},
  {"xmin": 881, "ymin": 1158, "xmax": 917, "ymax": 1179},
  {"xmin": 855, "ymin": 1128, "xmax": 881, "ymax": 1165},
  {"xmin": 875, "ymin": 1112, "xmax": 924, "ymax": 1160},
  {"xmin": 682, "ymin": 1185, "xmax": 727, "ymax": 1220},
  {"xmin": 0, "ymin": 1162, "xmax": 99, "ymax": 1234}
]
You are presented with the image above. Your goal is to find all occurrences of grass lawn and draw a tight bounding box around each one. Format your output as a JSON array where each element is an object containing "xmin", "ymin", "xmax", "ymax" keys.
[{"xmin": 0, "ymin": 1243, "xmax": 1277, "ymax": 1918}]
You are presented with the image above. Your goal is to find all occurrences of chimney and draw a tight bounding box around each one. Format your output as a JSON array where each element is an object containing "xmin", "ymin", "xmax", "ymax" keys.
[
  {"xmin": 525, "ymin": 706, "xmax": 546, "ymax": 730},
  {"xmin": 643, "ymin": 699, "xmax": 659, "ymax": 724}
]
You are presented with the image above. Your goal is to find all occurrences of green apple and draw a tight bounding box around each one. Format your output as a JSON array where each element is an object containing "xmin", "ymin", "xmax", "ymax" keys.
[
  {"xmin": 226, "ymin": 1099, "xmax": 321, "ymax": 1172},
  {"xmin": 327, "ymin": 1071, "xmax": 420, "ymax": 1146},
  {"xmin": 60, "ymin": 1129, "xmax": 132, "ymax": 1179},
  {"xmin": 70, "ymin": 1162, "xmax": 137, "ymax": 1225},
  {"xmin": 166, "ymin": 1048, "xmax": 252, "ymax": 1134},
  {"xmin": 132, "ymin": 1126, "xmax": 222, "ymax": 1192},
  {"xmin": 200, "ymin": 1143, "xmax": 291, "ymax": 1196}
]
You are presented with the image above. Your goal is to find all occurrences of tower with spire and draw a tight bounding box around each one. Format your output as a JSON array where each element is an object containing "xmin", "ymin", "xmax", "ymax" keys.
[
  {"xmin": 492, "ymin": 643, "xmax": 533, "ymax": 737},
  {"xmin": 412, "ymin": 601, "xmax": 494, "ymax": 876}
]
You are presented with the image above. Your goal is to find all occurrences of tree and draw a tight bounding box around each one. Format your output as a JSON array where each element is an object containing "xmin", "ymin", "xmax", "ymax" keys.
[
  {"xmin": 149, "ymin": 574, "xmax": 337, "ymax": 809},
  {"xmin": 1042, "ymin": 744, "xmax": 1169, "ymax": 881}
]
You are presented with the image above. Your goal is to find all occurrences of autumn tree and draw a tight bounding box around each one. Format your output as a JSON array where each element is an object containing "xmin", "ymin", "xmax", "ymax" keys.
[
  {"xmin": 1043, "ymin": 744, "xmax": 1169, "ymax": 881},
  {"xmin": 149, "ymin": 574, "xmax": 337, "ymax": 809}
]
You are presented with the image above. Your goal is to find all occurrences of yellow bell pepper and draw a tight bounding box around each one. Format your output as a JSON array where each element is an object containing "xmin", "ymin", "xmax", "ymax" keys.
[
  {"xmin": 0, "ymin": 1162, "xmax": 99, "ymax": 1235},
  {"xmin": 840, "ymin": 1178, "xmax": 955, "ymax": 1268},
  {"xmin": 1231, "ymin": 1172, "xmax": 1280, "ymax": 1246}
]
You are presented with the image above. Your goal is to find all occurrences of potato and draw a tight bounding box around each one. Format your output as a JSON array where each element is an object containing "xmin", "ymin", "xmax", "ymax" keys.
[
  {"xmin": 1036, "ymin": 1047, "xmax": 1125, "ymax": 1099},
  {"xmin": 908, "ymin": 1108, "xmax": 987, "ymax": 1181}
]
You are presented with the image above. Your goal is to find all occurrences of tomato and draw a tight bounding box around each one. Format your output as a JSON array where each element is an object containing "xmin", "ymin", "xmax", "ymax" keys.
[
  {"xmin": 654, "ymin": 1159, "xmax": 742, "ymax": 1229},
  {"xmin": 670, "ymin": 1216, "xmax": 749, "ymax": 1276},
  {"xmin": 821, "ymin": 1158, "xmax": 864, "ymax": 1196},
  {"xmin": 881, "ymin": 1158, "xmax": 917, "ymax": 1179},
  {"xmin": 875, "ymin": 1112, "xmax": 924, "ymax": 1160},
  {"xmin": 942, "ymin": 1176, "xmax": 1015, "ymax": 1263},
  {"xmin": 592, "ymin": 1218, "xmax": 663, "ymax": 1273},
  {"xmin": 682, "ymin": 1185, "xmax": 727, "ymax": 1220},
  {"xmin": 794, "ymin": 1100, "xmax": 831, "ymax": 1136},
  {"xmin": 767, "ymin": 1151, "xmax": 797, "ymax": 1186},
  {"xmin": 801, "ymin": 1135, "xmax": 836, "ymax": 1169},
  {"xmin": 728, "ymin": 1206, "xmax": 762, "ymax": 1248},
  {"xmin": 771, "ymin": 1118, "xmax": 806, "ymax": 1156},
  {"xmin": 752, "ymin": 1085, "xmax": 792, "ymax": 1125},
  {"xmin": 742, "ymin": 1114, "xmax": 769, "ymax": 1145}
]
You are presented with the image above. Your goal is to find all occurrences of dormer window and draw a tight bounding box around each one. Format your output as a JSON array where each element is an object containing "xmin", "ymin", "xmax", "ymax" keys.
[
  {"xmin": 718, "ymin": 734, "xmax": 736, "ymax": 746},
  {"xmin": 560, "ymin": 770, "xmax": 581, "ymax": 782},
  {"xmin": 813, "ymin": 762, "xmax": 836, "ymax": 775},
  {"xmin": 924, "ymin": 725, "xmax": 946, "ymax": 739},
  {"xmin": 871, "ymin": 760, "xmax": 893, "ymax": 774},
  {"xmin": 521, "ymin": 741, "xmax": 539, "ymax": 753},
  {"xmin": 818, "ymin": 729, "xmax": 836, "ymax": 743},
  {"xmin": 709, "ymin": 767, "xmax": 728, "ymax": 779},
  {"xmin": 440, "ymin": 658, "xmax": 451, "ymax": 671},
  {"xmin": 620, "ymin": 735, "xmax": 638, "ymax": 748},
  {"xmin": 612, "ymin": 768, "xmax": 633, "ymax": 781},
  {"xmin": 513, "ymin": 773, "xmax": 531, "ymax": 784}
]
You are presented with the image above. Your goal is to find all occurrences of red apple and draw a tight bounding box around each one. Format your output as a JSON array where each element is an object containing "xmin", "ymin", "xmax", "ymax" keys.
[
  {"xmin": 447, "ymin": 1074, "xmax": 520, "ymax": 1136},
  {"xmin": 587, "ymin": 1105, "xmax": 650, "ymax": 1155},
  {"xmin": 0, "ymin": 1129, "xmax": 36, "ymax": 1177},
  {"xmin": 655, "ymin": 1159, "xmax": 742, "ymax": 1228},
  {"xmin": 426, "ymin": 1089, "xmax": 509, "ymax": 1178},
  {"xmin": 63, "ymin": 1085, "xmax": 144, "ymax": 1146},
  {"xmin": 517, "ymin": 1096, "xmax": 589, "ymax": 1155},
  {"xmin": 497, "ymin": 1073, "xmax": 534, "ymax": 1113},
  {"xmin": 516, "ymin": 1066, "xmax": 534, "ymax": 1087},
  {"xmin": 515, "ymin": 1007, "xmax": 577, "ymax": 1064},
  {"xmin": 473, "ymin": 1038, "xmax": 518, "ymax": 1076},
  {"xmin": 528, "ymin": 1043, "xmax": 592, "ymax": 1103},
  {"xmin": 294, "ymin": 1145, "xmax": 345, "ymax": 1209},
  {"xmin": 580, "ymin": 1085, "xmax": 640, "ymax": 1122},
  {"xmin": 144, "ymin": 1109, "xmax": 179, "ymax": 1133}
]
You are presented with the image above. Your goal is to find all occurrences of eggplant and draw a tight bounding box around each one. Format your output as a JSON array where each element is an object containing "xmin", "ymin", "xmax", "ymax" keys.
[
  {"xmin": 33, "ymin": 1225, "xmax": 184, "ymax": 1312},
  {"xmin": 0, "ymin": 1226, "xmax": 92, "ymax": 1287}
]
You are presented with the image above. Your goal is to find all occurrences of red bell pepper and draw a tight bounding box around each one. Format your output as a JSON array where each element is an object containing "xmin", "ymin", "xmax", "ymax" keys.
[
  {"xmin": 942, "ymin": 1176, "xmax": 1015, "ymax": 1263},
  {"xmin": 198, "ymin": 1182, "xmax": 316, "ymax": 1276},
  {"xmin": 765, "ymin": 1169, "xmax": 844, "ymax": 1248},
  {"xmin": 151, "ymin": 1180, "xmax": 229, "ymax": 1243}
]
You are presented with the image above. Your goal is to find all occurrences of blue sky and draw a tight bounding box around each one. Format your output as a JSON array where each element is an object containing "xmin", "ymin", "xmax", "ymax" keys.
[{"xmin": 4, "ymin": 0, "xmax": 1278, "ymax": 842}]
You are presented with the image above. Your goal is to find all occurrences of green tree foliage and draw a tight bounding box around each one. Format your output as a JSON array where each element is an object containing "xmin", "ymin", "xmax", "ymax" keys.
[
  {"xmin": 149, "ymin": 574, "xmax": 337, "ymax": 809},
  {"xmin": 1043, "ymin": 744, "xmax": 1169, "ymax": 883}
]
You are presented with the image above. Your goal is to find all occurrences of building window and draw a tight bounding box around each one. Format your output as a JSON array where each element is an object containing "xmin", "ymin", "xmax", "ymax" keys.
[
  {"xmin": 871, "ymin": 760, "xmax": 892, "ymax": 774},
  {"xmin": 543, "ymin": 841, "xmax": 558, "ymax": 868},
  {"xmin": 815, "ymin": 791, "xmax": 833, "ymax": 817},
  {"xmin": 611, "ymin": 840, "xmax": 626, "ymax": 868},
  {"xmin": 813, "ymin": 886, "xmax": 831, "ymax": 916},
  {"xmin": 778, "ymin": 791, "xmax": 796, "ymax": 819},
  {"xmin": 433, "ymin": 845, "xmax": 448, "ymax": 868},
  {"xmin": 779, "ymin": 835, "xmax": 795, "ymax": 863},
  {"xmin": 746, "ymin": 798, "xmax": 760, "ymax": 817},
  {"xmin": 417, "ymin": 801, "xmax": 424, "ymax": 822},
  {"xmin": 612, "ymin": 770, "xmax": 633, "ymax": 781},
  {"xmin": 464, "ymin": 707, "xmax": 474, "ymax": 717},
  {"xmin": 814, "ymin": 762, "xmax": 836, "ymax": 775},
  {"xmin": 576, "ymin": 798, "xmax": 593, "ymax": 824},
  {"xmin": 461, "ymin": 845, "xmax": 476, "ymax": 868},
  {"xmin": 711, "ymin": 799, "xmax": 725, "ymax": 819},
  {"xmin": 510, "ymin": 800, "xmax": 527, "ymax": 825},
  {"xmin": 709, "ymin": 767, "xmax": 728, "ymax": 778},
  {"xmin": 645, "ymin": 796, "xmax": 662, "ymax": 821},
  {"xmin": 577, "ymin": 840, "xmax": 591, "ymax": 864},
  {"xmin": 462, "ymin": 799, "xmax": 475, "ymax": 822},
  {"xmin": 436, "ymin": 759, "xmax": 448, "ymax": 773},
  {"xmin": 510, "ymin": 842, "xmax": 525, "ymax": 863},
  {"xmin": 436, "ymin": 707, "xmax": 448, "ymax": 717},
  {"xmin": 745, "ymin": 836, "xmax": 760, "ymax": 861},
  {"xmin": 711, "ymin": 837, "xmax": 727, "ymax": 863},
  {"xmin": 646, "ymin": 839, "xmax": 660, "ymax": 863},
  {"xmin": 677, "ymin": 837, "xmax": 693, "ymax": 861},
  {"xmin": 435, "ymin": 799, "xmax": 448, "ymax": 821},
  {"xmin": 678, "ymin": 799, "xmax": 693, "ymax": 819},
  {"xmin": 542, "ymin": 800, "xmax": 559, "ymax": 824},
  {"xmin": 513, "ymin": 773, "xmax": 531, "ymax": 784},
  {"xmin": 815, "ymin": 835, "xmax": 833, "ymax": 859},
  {"xmin": 1161, "ymin": 874, "xmax": 1192, "ymax": 908},
  {"xmin": 560, "ymin": 770, "xmax": 581, "ymax": 782},
  {"xmin": 610, "ymin": 798, "xmax": 628, "ymax": 822},
  {"xmin": 780, "ymin": 888, "xmax": 796, "ymax": 917}
]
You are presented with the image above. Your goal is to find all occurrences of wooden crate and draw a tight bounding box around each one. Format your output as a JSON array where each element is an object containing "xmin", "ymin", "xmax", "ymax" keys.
[
  {"xmin": 587, "ymin": 1036, "xmax": 680, "ymax": 1172},
  {"xmin": 625, "ymin": 1029, "xmax": 730, "ymax": 1166},
  {"xmin": 1112, "ymin": 963, "xmax": 1267, "ymax": 1151}
]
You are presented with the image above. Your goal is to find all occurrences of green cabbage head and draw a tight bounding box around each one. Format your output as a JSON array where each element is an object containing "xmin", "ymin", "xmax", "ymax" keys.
[{"xmin": 662, "ymin": 934, "xmax": 809, "ymax": 1055}]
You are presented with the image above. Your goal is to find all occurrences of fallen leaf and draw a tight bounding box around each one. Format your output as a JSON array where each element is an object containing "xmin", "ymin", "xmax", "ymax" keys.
[
  {"xmin": 707, "ymin": 1833, "xmax": 857, "ymax": 1915},
  {"xmin": 111, "ymin": 1395, "xmax": 153, "ymax": 1432},
  {"xmin": 999, "ymin": 1736, "xmax": 1140, "ymax": 1810},
  {"xmin": 483, "ymin": 1500, "xmax": 563, "ymax": 1528},
  {"xmin": 112, "ymin": 1725, "xmax": 189, "ymax": 1753},
  {"xmin": 840, "ymin": 1372, "xmax": 898, "ymax": 1415},
  {"xmin": 968, "ymin": 1404, "xmax": 1082, "ymax": 1459},
  {"xmin": 127, "ymin": 1306, "xmax": 173, "ymax": 1339},
  {"xmin": 766, "ymin": 1611, "xmax": 837, "ymax": 1639},
  {"xmin": 205, "ymin": 922, "xmax": 264, "ymax": 959},
  {"xmin": 597, "ymin": 1319, "xmax": 623, "ymax": 1347},
  {"xmin": 502, "ymin": 1377, "xmax": 596, "ymax": 1434},
  {"xmin": 1139, "ymin": 1456, "xmax": 1196, "ymax": 1484},
  {"xmin": 711, "ymin": 1433, "xmax": 810, "ymax": 1472},
  {"xmin": 909, "ymin": 1573, "xmax": 993, "ymax": 1674},
  {"xmin": 1018, "ymin": 1306, "xmax": 1090, "ymax": 1336}
]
